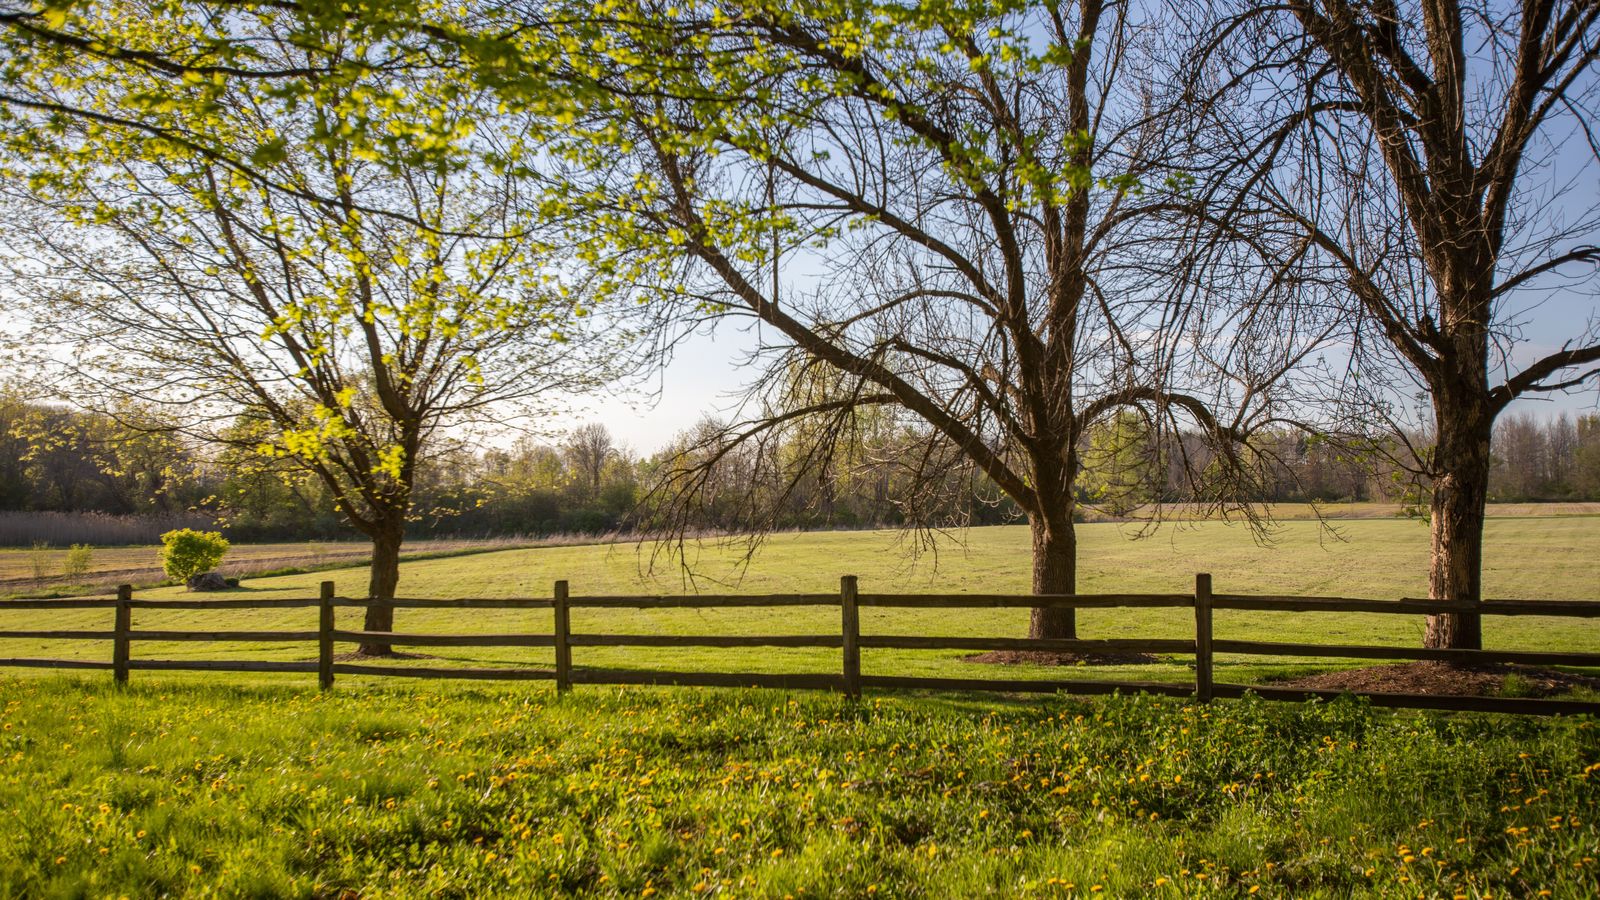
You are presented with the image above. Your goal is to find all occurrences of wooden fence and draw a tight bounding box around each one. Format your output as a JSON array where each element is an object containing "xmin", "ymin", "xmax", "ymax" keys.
[{"xmin": 4, "ymin": 575, "xmax": 1600, "ymax": 715}]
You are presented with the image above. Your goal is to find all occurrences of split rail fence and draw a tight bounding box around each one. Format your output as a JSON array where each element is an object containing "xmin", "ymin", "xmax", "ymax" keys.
[{"xmin": 3, "ymin": 575, "xmax": 1599, "ymax": 715}]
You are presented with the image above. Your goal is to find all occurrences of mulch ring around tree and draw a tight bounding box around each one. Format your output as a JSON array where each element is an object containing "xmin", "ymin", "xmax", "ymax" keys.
[
  {"xmin": 963, "ymin": 649, "xmax": 1160, "ymax": 667},
  {"xmin": 333, "ymin": 649, "xmax": 438, "ymax": 662},
  {"xmin": 1272, "ymin": 661, "xmax": 1600, "ymax": 698}
]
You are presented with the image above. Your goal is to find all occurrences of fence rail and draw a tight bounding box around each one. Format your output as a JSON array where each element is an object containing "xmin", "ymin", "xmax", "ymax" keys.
[{"xmin": 3, "ymin": 574, "xmax": 1598, "ymax": 715}]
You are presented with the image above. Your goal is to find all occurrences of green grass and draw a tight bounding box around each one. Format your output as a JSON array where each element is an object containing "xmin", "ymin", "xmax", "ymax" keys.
[
  {"xmin": 1, "ymin": 678, "xmax": 1596, "ymax": 898},
  {"xmin": 2, "ymin": 518, "xmax": 1597, "ymax": 687},
  {"xmin": 3, "ymin": 520, "xmax": 1598, "ymax": 896}
]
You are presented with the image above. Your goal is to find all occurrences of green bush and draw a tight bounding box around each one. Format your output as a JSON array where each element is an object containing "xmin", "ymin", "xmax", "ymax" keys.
[
  {"xmin": 159, "ymin": 528, "xmax": 230, "ymax": 582},
  {"xmin": 61, "ymin": 544, "xmax": 93, "ymax": 581}
]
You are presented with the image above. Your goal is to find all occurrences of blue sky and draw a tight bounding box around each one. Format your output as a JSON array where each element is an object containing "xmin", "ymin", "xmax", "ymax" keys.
[
  {"xmin": 576, "ymin": 314, "xmax": 1600, "ymax": 456},
  {"xmin": 580, "ymin": 321, "xmax": 762, "ymax": 454}
]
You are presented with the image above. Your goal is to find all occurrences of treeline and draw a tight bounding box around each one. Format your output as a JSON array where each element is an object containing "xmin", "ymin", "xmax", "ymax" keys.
[
  {"xmin": 0, "ymin": 395, "xmax": 210, "ymax": 515},
  {"xmin": 1486, "ymin": 414, "xmax": 1600, "ymax": 502},
  {"xmin": 5, "ymin": 394, "xmax": 1598, "ymax": 545}
]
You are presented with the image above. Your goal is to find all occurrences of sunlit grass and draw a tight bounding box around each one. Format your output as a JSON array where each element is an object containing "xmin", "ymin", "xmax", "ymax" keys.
[
  {"xmin": 1, "ymin": 678, "xmax": 1596, "ymax": 897},
  {"xmin": 1, "ymin": 519, "xmax": 1596, "ymax": 688}
]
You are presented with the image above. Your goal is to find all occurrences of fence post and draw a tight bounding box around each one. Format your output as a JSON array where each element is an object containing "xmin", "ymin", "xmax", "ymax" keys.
[
  {"xmin": 113, "ymin": 584, "xmax": 132, "ymax": 685},
  {"xmin": 553, "ymin": 580, "xmax": 572, "ymax": 693},
  {"xmin": 1195, "ymin": 573, "xmax": 1214, "ymax": 703},
  {"xmin": 841, "ymin": 575, "xmax": 860, "ymax": 699},
  {"xmin": 318, "ymin": 581, "xmax": 335, "ymax": 691}
]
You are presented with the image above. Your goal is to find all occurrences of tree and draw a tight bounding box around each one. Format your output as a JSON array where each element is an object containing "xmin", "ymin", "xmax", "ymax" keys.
[
  {"xmin": 1079, "ymin": 411, "xmax": 1161, "ymax": 518},
  {"xmin": 1188, "ymin": 0, "xmax": 1600, "ymax": 647},
  {"xmin": 563, "ymin": 423, "xmax": 618, "ymax": 503},
  {"xmin": 0, "ymin": 0, "xmax": 457, "ymax": 217},
  {"xmin": 510, "ymin": 0, "xmax": 1323, "ymax": 639},
  {"xmin": 0, "ymin": 9, "xmax": 617, "ymax": 653},
  {"xmin": 1577, "ymin": 414, "xmax": 1600, "ymax": 498}
]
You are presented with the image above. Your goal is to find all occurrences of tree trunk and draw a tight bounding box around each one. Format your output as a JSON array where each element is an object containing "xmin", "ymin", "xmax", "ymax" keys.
[
  {"xmin": 359, "ymin": 522, "xmax": 404, "ymax": 657},
  {"xmin": 1424, "ymin": 401, "xmax": 1492, "ymax": 650},
  {"xmin": 1028, "ymin": 511, "xmax": 1077, "ymax": 639}
]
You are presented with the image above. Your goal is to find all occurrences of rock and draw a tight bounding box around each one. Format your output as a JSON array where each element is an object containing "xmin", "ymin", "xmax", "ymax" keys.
[{"xmin": 186, "ymin": 571, "xmax": 230, "ymax": 592}]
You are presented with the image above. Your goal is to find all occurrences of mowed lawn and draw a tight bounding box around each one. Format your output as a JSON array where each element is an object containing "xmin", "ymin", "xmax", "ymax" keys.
[
  {"xmin": 2, "ymin": 519, "xmax": 1599, "ymax": 898},
  {"xmin": 1, "ymin": 517, "xmax": 1597, "ymax": 687}
]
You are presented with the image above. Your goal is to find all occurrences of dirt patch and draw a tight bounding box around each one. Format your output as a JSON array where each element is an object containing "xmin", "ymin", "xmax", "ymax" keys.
[
  {"xmin": 963, "ymin": 649, "xmax": 1159, "ymax": 667},
  {"xmin": 332, "ymin": 649, "xmax": 438, "ymax": 662},
  {"xmin": 1273, "ymin": 661, "xmax": 1600, "ymax": 698}
]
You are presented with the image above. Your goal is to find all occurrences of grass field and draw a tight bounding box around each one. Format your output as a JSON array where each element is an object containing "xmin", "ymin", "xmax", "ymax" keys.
[
  {"xmin": 1100, "ymin": 501, "xmax": 1600, "ymax": 521},
  {"xmin": 1, "ymin": 679, "xmax": 1596, "ymax": 897},
  {"xmin": 5, "ymin": 500, "xmax": 1595, "ymax": 599},
  {"xmin": 1, "ymin": 517, "xmax": 1597, "ymax": 688},
  {"xmin": 0, "ymin": 537, "xmax": 570, "ymax": 600},
  {"xmin": 3, "ymin": 517, "xmax": 1599, "ymax": 897}
]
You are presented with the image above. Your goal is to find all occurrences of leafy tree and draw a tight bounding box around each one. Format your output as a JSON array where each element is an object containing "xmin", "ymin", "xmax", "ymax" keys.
[
  {"xmin": 1, "ymin": 7, "xmax": 620, "ymax": 653},
  {"xmin": 1079, "ymin": 412, "xmax": 1159, "ymax": 518}
]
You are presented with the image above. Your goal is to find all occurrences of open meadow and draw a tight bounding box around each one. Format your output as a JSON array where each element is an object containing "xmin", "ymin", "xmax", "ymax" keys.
[
  {"xmin": 0, "ymin": 538, "xmax": 558, "ymax": 601},
  {"xmin": 3, "ymin": 516, "xmax": 1599, "ymax": 897},
  {"xmin": 2, "ymin": 516, "xmax": 1598, "ymax": 687}
]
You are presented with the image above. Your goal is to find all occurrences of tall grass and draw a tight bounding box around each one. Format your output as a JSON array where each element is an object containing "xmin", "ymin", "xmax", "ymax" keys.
[{"xmin": 0, "ymin": 510, "xmax": 215, "ymax": 547}]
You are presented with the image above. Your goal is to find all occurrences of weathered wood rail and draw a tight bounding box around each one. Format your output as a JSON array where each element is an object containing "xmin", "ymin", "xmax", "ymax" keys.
[{"xmin": 3, "ymin": 574, "xmax": 1600, "ymax": 715}]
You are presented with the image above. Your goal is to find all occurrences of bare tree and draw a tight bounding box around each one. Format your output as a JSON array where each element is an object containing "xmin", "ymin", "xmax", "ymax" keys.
[
  {"xmin": 563, "ymin": 423, "xmax": 618, "ymax": 503},
  {"xmin": 527, "ymin": 0, "xmax": 1331, "ymax": 638},
  {"xmin": 1186, "ymin": 0, "xmax": 1600, "ymax": 647}
]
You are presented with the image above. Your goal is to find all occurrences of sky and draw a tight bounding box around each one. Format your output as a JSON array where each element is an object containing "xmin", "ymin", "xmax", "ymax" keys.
[
  {"xmin": 3, "ymin": 7, "xmax": 1598, "ymax": 457},
  {"xmin": 564, "ymin": 314, "xmax": 1600, "ymax": 457},
  {"xmin": 3, "ymin": 291, "xmax": 1595, "ymax": 457},
  {"xmin": 578, "ymin": 323, "xmax": 763, "ymax": 455}
]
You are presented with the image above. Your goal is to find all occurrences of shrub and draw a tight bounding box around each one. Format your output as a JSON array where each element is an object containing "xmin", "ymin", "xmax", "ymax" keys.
[
  {"xmin": 159, "ymin": 529, "xmax": 231, "ymax": 582},
  {"xmin": 27, "ymin": 541, "xmax": 50, "ymax": 579},
  {"xmin": 62, "ymin": 544, "xmax": 93, "ymax": 581}
]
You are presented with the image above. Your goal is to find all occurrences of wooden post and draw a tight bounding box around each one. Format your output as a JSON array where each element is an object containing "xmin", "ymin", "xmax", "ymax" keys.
[
  {"xmin": 318, "ymin": 581, "xmax": 335, "ymax": 691},
  {"xmin": 113, "ymin": 584, "xmax": 132, "ymax": 685},
  {"xmin": 841, "ymin": 575, "xmax": 860, "ymax": 699},
  {"xmin": 1195, "ymin": 573, "xmax": 1214, "ymax": 703},
  {"xmin": 553, "ymin": 580, "xmax": 572, "ymax": 693}
]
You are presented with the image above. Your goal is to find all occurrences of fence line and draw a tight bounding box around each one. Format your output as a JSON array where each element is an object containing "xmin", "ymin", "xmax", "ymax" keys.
[{"xmin": 4, "ymin": 574, "xmax": 1600, "ymax": 715}]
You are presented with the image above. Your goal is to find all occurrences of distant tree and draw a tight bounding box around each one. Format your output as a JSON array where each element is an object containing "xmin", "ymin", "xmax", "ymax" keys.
[
  {"xmin": 2, "ymin": 398, "xmax": 201, "ymax": 514},
  {"xmin": 1079, "ymin": 412, "xmax": 1161, "ymax": 518},
  {"xmin": 1577, "ymin": 415, "xmax": 1600, "ymax": 499},
  {"xmin": 563, "ymin": 424, "xmax": 618, "ymax": 504},
  {"xmin": 1492, "ymin": 414, "xmax": 1548, "ymax": 501}
]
